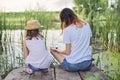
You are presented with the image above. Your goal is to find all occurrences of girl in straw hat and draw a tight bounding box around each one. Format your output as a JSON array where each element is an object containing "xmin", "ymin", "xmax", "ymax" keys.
[{"xmin": 23, "ymin": 20, "xmax": 52, "ymax": 74}]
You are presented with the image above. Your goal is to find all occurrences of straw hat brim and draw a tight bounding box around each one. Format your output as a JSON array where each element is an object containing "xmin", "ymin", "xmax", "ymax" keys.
[{"xmin": 25, "ymin": 20, "xmax": 41, "ymax": 30}]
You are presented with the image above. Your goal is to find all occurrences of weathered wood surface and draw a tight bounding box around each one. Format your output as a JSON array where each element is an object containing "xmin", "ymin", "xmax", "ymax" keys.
[
  {"xmin": 4, "ymin": 64, "xmax": 108, "ymax": 80},
  {"xmin": 4, "ymin": 67, "xmax": 53, "ymax": 80},
  {"xmin": 79, "ymin": 64, "xmax": 108, "ymax": 80},
  {"xmin": 55, "ymin": 65, "xmax": 81, "ymax": 80}
]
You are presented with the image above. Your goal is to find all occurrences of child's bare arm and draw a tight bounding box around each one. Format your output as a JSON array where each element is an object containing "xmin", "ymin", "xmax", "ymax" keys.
[{"xmin": 23, "ymin": 40, "xmax": 29, "ymax": 59}]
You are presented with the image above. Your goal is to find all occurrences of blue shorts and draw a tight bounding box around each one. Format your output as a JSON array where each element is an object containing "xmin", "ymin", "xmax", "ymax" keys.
[
  {"xmin": 61, "ymin": 59, "xmax": 92, "ymax": 72},
  {"xmin": 28, "ymin": 64, "xmax": 48, "ymax": 72}
]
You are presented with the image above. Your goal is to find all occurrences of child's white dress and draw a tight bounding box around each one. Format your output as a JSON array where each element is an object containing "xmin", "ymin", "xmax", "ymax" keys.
[{"xmin": 25, "ymin": 37, "xmax": 52, "ymax": 69}]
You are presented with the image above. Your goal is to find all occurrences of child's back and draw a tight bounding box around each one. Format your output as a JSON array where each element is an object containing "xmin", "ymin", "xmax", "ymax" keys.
[{"xmin": 25, "ymin": 37, "xmax": 51, "ymax": 68}]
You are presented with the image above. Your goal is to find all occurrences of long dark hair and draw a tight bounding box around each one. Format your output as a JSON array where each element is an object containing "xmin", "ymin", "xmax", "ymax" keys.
[
  {"xmin": 26, "ymin": 29, "xmax": 43, "ymax": 40},
  {"xmin": 60, "ymin": 8, "xmax": 85, "ymax": 32}
]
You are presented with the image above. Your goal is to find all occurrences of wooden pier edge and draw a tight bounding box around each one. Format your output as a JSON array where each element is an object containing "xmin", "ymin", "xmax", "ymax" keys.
[{"xmin": 4, "ymin": 64, "xmax": 108, "ymax": 80}]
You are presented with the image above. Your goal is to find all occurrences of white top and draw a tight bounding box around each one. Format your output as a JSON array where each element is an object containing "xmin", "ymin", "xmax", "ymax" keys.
[
  {"xmin": 25, "ymin": 37, "xmax": 52, "ymax": 68},
  {"xmin": 63, "ymin": 23, "xmax": 92, "ymax": 64}
]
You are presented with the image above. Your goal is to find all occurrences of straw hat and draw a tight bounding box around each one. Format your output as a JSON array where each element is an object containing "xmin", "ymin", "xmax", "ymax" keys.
[{"xmin": 25, "ymin": 20, "xmax": 41, "ymax": 30}]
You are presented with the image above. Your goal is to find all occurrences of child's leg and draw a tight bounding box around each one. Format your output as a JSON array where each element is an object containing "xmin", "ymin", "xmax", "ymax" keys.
[
  {"xmin": 28, "ymin": 64, "xmax": 48, "ymax": 72},
  {"xmin": 50, "ymin": 50, "xmax": 65, "ymax": 63},
  {"xmin": 28, "ymin": 64, "xmax": 40, "ymax": 71}
]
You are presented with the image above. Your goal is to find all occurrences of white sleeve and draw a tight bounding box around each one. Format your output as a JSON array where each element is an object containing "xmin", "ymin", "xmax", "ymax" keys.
[{"xmin": 63, "ymin": 29, "xmax": 71, "ymax": 44}]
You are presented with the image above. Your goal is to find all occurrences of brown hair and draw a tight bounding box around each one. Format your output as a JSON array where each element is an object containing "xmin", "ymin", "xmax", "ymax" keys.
[
  {"xmin": 26, "ymin": 29, "xmax": 43, "ymax": 40},
  {"xmin": 60, "ymin": 8, "xmax": 85, "ymax": 32}
]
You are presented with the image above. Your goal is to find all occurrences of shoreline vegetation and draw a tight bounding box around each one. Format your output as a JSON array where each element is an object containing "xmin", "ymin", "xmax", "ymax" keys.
[{"xmin": 0, "ymin": 11, "xmax": 61, "ymax": 30}]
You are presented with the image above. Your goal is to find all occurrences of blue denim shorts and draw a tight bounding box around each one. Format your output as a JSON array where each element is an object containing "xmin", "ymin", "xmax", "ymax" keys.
[
  {"xmin": 28, "ymin": 64, "xmax": 48, "ymax": 72},
  {"xmin": 61, "ymin": 59, "xmax": 92, "ymax": 72}
]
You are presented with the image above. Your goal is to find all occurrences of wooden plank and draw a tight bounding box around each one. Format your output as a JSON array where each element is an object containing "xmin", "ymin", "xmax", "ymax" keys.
[
  {"xmin": 55, "ymin": 65, "xmax": 81, "ymax": 80},
  {"xmin": 79, "ymin": 64, "xmax": 108, "ymax": 80},
  {"xmin": 42, "ymin": 69, "xmax": 53, "ymax": 80},
  {"xmin": 29, "ymin": 68, "xmax": 53, "ymax": 80},
  {"xmin": 4, "ymin": 67, "xmax": 30, "ymax": 80},
  {"xmin": 4, "ymin": 67, "xmax": 54, "ymax": 80},
  {"xmin": 51, "ymin": 66, "xmax": 56, "ymax": 80},
  {"xmin": 4, "ymin": 65, "xmax": 108, "ymax": 80}
]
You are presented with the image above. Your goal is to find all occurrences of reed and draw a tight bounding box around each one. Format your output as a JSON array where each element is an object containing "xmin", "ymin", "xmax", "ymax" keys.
[
  {"xmin": 99, "ymin": 9, "xmax": 120, "ymax": 52},
  {"xmin": 0, "ymin": 12, "xmax": 3, "ymax": 54}
]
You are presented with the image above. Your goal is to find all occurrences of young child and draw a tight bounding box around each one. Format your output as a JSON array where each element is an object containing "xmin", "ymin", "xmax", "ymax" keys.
[{"xmin": 23, "ymin": 20, "xmax": 52, "ymax": 74}]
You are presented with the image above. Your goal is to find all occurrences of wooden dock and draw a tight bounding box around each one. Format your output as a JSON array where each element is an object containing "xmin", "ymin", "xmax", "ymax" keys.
[{"xmin": 4, "ymin": 64, "xmax": 108, "ymax": 80}]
